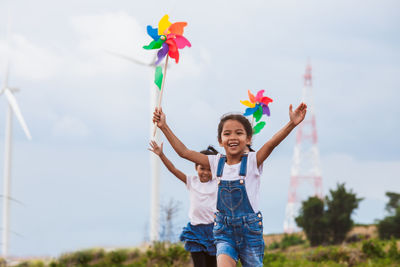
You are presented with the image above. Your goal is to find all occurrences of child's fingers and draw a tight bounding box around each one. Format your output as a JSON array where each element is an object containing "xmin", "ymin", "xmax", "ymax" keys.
[{"xmin": 148, "ymin": 142, "xmax": 155, "ymax": 150}]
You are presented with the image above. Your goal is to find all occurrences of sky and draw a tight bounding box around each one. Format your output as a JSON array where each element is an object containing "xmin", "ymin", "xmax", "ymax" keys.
[{"xmin": 0, "ymin": 0, "xmax": 399, "ymax": 258}]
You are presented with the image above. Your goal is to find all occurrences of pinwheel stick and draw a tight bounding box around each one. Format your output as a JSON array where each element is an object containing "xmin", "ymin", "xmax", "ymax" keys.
[{"xmin": 152, "ymin": 55, "xmax": 169, "ymax": 137}]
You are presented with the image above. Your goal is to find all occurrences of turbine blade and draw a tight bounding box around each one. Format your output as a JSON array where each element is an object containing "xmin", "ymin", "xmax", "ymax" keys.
[
  {"xmin": 3, "ymin": 89, "xmax": 32, "ymax": 140},
  {"xmin": 4, "ymin": 7, "xmax": 11, "ymax": 88},
  {"xmin": 3, "ymin": 61, "xmax": 10, "ymax": 89},
  {"xmin": 105, "ymin": 50, "xmax": 154, "ymax": 66}
]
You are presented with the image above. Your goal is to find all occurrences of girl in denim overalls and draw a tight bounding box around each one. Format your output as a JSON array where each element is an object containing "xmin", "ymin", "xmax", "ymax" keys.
[
  {"xmin": 149, "ymin": 141, "xmax": 218, "ymax": 267},
  {"xmin": 153, "ymin": 103, "xmax": 307, "ymax": 267}
]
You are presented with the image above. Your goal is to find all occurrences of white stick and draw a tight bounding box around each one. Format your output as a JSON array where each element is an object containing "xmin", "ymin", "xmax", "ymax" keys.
[{"xmin": 152, "ymin": 55, "xmax": 169, "ymax": 137}]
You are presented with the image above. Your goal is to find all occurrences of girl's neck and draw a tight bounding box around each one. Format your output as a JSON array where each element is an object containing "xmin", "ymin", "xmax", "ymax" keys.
[{"xmin": 225, "ymin": 153, "xmax": 244, "ymax": 165}]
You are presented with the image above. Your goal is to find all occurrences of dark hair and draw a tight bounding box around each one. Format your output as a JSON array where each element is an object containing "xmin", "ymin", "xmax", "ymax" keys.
[
  {"xmin": 247, "ymin": 144, "xmax": 255, "ymax": 152},
  {"xmin": 217, "ymin": 113, "xmax": 253, "ymax": 143},
  {"xmin": 200, "ymin": 145, "xmax": 219, "ymax": 156},
  {"xmin": 195, "ymin": 146, "xmax": 219, "ymax": 168}
]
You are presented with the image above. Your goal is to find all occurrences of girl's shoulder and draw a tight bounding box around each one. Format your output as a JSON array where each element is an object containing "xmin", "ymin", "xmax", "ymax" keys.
[{"xmin": 188, "ymin": 175, "xmax": 218, "ymax": 192}]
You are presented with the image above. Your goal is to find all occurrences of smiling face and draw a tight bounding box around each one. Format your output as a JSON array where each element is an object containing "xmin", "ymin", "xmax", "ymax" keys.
[
  {"xmin": 196, "ymin": 164, "xmax": 212, "ymax": 183},
  {"xmin": 219, "ymin": 119, "xmax": 251, "ymax": 157}
]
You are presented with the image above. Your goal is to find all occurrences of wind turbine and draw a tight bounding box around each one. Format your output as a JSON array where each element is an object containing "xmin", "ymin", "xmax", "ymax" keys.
[
  {"xmin": 107, "ymin": 50, "xmax": 163, "ymax": 242},
  {"xmin": 0, "ymin": 16, "xmax": 32, "ymax": 259}
]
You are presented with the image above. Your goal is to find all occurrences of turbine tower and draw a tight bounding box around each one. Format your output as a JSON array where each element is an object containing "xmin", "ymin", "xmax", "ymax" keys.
[
  {"xmin": 1, "ymin": 19, "xmax": 32, "ymax": 258},
  {"xmin": 283, "ymin": 63, "xmax": 323, "ymax": 233},
  {"xmin": 107, "ymin": 51, "xmax": 161, "ymax": 242}
]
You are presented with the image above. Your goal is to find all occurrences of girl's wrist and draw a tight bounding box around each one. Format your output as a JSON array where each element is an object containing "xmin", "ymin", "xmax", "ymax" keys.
[{"xmin": 288, "ymin": 120, "xmax": 296, "ymax": 128}]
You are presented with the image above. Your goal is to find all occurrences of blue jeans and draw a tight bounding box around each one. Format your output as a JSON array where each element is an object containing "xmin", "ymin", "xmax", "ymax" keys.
[{"xmin": 213, "ymin": 211, "xmax": 264, "ymax": 266}]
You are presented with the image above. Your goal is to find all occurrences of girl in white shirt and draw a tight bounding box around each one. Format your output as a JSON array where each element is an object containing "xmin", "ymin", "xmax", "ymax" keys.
[{"xmin": 149, "ymin": 141, "xmax": 218, "ymax": 267}]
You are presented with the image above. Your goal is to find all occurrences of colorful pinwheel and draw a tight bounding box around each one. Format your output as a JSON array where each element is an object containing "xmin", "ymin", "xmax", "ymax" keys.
[
  {"xmin": 240, "ymin": 90, "xmax": 273, "ymax": 134},
  {"xmin": 143, "ymin": 15, "xmax": 191, "ymax": 137},
  {"xmin": 143, "ymin": 15, "xmax": 191, "ymax": 66}
]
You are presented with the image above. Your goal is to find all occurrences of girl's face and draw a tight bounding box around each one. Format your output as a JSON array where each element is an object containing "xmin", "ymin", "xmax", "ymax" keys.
[
  {"xmin": 196, "ymin": 164, "xmax": 212, "ymax": 183},
  {"xmin": 219, "ymin": 119, "xmax": 251, "ymax": 156}
]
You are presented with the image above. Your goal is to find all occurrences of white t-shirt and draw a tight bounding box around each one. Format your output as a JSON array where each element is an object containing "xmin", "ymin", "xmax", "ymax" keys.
[
  {"xmin": 186, "ymin": 175, "xmax": 218, "ymax": 225},
  {"xmin": 208, "ymin": 152, "xmax": 263, "ymax": 213}
]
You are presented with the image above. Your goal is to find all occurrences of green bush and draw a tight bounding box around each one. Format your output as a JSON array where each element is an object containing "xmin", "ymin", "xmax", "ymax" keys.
[
  {"xmin": 267, "ymin": 241, "xmax": 280, "ymax": 250},
  {"xmin": 58, "ymin": 249, "xmax": 96, "ymax": 266},
  {"xmin": 280, "ymin": 234, "xmax": 305, "ymax": 249},
  {"xmin": 307, "ymin": 246, "xmax": 354, "ymax": 263},
  {"xmin": 362, "ymin": 239, "xmax": 385, "ymax": 258},
  {"xmin": 263, "ymin": 252, "xmax": 287, "ymax": 266},
  {"xmin": 105, "ymin": 249, "xmax": 128, "ymax": 264},
  {"xmin": 387, "ymin": 238, "xmax": 400, "ymax": 260}
]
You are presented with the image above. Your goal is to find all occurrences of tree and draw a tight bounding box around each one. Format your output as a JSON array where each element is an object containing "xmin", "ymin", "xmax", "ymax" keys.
[
  {"xmin": 159, "ymin": 198, "xmax": 181, "ymax": 243},
  {"xmin": 385, "ymin": 192, "xmax": 400, "ymax": 214},
  {"xmin": 325, "ymin": 183, "xmax": 363, "ymax": 244},
  {"xmin": 295, "ymin": 196, "xmax": 327, "ymax": 246},
  {"xmin": 295, "ymin": 183, "xmax": 362, "ymax": 246},
  {"xmin": 378, "ymin": 192, "xmax": 400, "ymax": 239}
]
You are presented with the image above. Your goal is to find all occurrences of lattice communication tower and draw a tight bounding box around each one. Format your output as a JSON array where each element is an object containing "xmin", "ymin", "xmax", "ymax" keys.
[{"xmin": 283, "ymin": 64, "xmax": 323, "ymax": 233}]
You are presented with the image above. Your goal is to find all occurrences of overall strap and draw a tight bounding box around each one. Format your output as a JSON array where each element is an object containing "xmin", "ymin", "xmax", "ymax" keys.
[
  {"xmin": 216, "ymin": 155, "xmax": 226, "ymax": 177},
  {"xmin": 239, "ymin": 154, "xmax": 248, "ymax": 177},
  {"xmin": 216, "ymin": 154, "xmax": 248, "ymax": 178}
]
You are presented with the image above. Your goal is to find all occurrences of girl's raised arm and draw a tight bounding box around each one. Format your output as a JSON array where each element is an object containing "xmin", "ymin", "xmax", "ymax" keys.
[
  {"xmin": 153, "ymin": 108, "xmax": 210, "ymax": 168},
  {"xmin": 148, "ymin": 141, "xmax": 187, "ymax": 183},
  {"xmin": 256, "ymin": 103, "xmax": 307, "ymax": 167}
]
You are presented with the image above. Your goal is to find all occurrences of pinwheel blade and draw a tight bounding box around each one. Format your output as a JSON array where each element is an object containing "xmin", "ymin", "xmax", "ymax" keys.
[
  {"xmin": 174, "ymin": 35, "xmax": 191, "ymax": 49},
  {"xmin": 261, "ymin": 96, "xmax": 273, "ymax": 105},
  {"xmin": 168, "ymin": 22, "xmax": 187, "ymax": 35},
  {"xmin": 154, "ymin": 66, "xmax": 163, "ymax": 90},
  {"xmin": 240, "ymin": 100, "xmax": 255, "ymax": 108},
  {"xmin": 4, "ymin": 89, "xmax": 32, "ymax": 140},
  {"xmin": 158, "ymin": 14, "xmax": 172, "ymax": 35},
  {"xmin": 262, "ymin": 104, "xmax": 271, "ymax": 116},
  {"xmin": 253, "ymin": 121, "xmax": 266, "ymax": 134},
  {"xmin": 243, "ymin": 106, "xmax": 258, "ymax": 116},
  {"xmin": 147, "ymin": 25, "xmax": 160, "ymax": 41},
  {"xmin": 143, "ymin": 39, "xmax": 164, "ymax": 50},
  {"xmin": 253, "ymin": 105, "xmax": 263, "ymax": 122},
  {"xmin": 155, "ymin": 43, "xmax": 169, "ymax": 65},
  {"xmin": 255, "ymin": 90, "xmax": 264, "ymax": 102},
  {"xmin": 247, "ymin": 90, "xmax": 256, "ymax": 103},
  {"xmin": 166, "ymin": 39, "xmax": 179, "ymax": 63}
]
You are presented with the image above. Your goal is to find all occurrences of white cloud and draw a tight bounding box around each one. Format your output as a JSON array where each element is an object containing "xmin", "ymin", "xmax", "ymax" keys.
[
  {"xmin": 69, "ymin": 12, "xmax": 153, "ymax": 76},
  {"xmin": 52, "ymin": 115, "xmax": 90, "ymax": 138},
  {"xmin": 0, "ymin": 34, "xmax": 61, "ymax": 81}
]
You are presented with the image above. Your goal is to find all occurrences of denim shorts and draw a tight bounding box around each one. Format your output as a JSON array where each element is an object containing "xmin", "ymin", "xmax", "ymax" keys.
[
  {"xmin": 213, "ymin": 212, "xmax": 265, "ymax": 267},
  {"xmin": 180, "ymin": 222, "xmax": 216, "ymax": 255}
]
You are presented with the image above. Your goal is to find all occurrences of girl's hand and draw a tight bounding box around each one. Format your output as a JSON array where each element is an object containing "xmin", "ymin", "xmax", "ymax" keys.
[
  {"xmin": 153, "ymin": 107, "xmax": 166, "ymax": 129},
  {"xmin": 289, "ymin": 102, "xmax": 307, "ymax": 126},
  {"xmin": 148, "ymin": 140, "xmax": 163, "ymax": 156}
]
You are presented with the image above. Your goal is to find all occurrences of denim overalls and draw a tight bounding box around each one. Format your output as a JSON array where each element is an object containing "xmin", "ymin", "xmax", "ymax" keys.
[{"xmin": 213, "ymin": 154, "xmax": 265, "ymax": 267}]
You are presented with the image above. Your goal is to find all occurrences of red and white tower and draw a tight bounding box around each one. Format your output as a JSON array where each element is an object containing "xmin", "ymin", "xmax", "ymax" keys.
[{"xmin": 283, "ymin": 63, "xmax": 323, "ymax": 233}]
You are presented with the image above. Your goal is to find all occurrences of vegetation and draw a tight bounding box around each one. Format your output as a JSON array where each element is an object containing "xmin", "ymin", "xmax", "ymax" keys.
[
  {"xmin": 4, "ymin": 237, "xmax": 400, "ymax": 267},
  {"xmin": 378, "ymin": 192, "xmax": 400, "ymax": 239},
  {"xmin": 296, "ymin": 183, "xmax": 362, "ymax": 246},
  {"xmin": 4, "ymin": 189, "xmax": 399, "ymax": 266},
  {"xmin": 295, "ymin": 196, "xmax": 327, "ymax": 246},
  {"xmin": 267, "ymin": 233, "xmax": 305, "ymax": 250}
]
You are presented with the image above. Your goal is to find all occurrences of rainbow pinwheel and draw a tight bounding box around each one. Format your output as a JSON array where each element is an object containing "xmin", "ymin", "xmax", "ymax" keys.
[
  {"xmin": 240, "ymin": 90, "xmax": 273, "ymax": 134},
  {"xmin": 143, "ymin": 15, "xmax": 191, "ymax": 66},
  {"xmin": 144, "ymin": 15, "xmax": 191, "ymax": 137}
]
